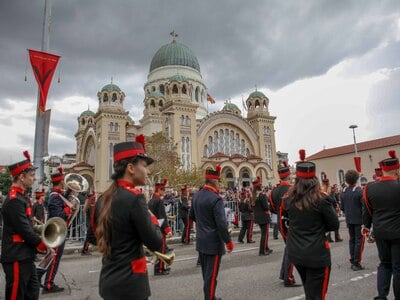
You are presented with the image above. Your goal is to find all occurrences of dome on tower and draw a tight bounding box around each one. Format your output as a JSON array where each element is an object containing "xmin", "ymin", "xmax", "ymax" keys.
[
  {"xmin": 169, "ymin": 74, "xmax": 188, "ymax": 82},
  {"xmin": 222, "ymin": 103, "xmax": 240, "ymax": 112},
  {"xmin": 80, "ymin": 109, "xmax": 95, "ymax": 117},
  {"xmin": 101, "ymin": 83, "xmax": 121, "ymax": 93},
  {"xmin": 248, "ymin": 90, "xmax": 266, "ymax": 99},
  {"xmin": 150, "ymin": 41, "xmax": 200, "ymax": 72}
]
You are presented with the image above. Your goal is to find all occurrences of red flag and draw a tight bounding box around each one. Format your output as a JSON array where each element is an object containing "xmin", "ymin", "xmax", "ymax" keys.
[
  {"xmin": 207, "ymin": 93, "xmax": 216, "ymax": 104},
  {"xmin": 354, "ymin": 156, "xmax": 362, "ymax": 173},
  {"xmin": 28, "ymin": 49, "xmax": 60, "ymax": 112}
]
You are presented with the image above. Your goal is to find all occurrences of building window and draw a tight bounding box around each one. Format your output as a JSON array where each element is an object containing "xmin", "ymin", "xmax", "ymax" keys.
[
  {"xmin": 109, "ymin": 122, "xmax": 114, "ymax": 132},
  {"xmin": 159, "ymin": 84, "xmax": 165, "ymax": 95},
  {"xmin": 195, "ymin": 87, "xmax": 199, "ymax": 102},
  {"xmin": 182, "ymin": 85, "xmax": 187, "ymax": 94},
  {"xmin": 338, "ymin": 169, "xmax": 345, "ymax": 187},
  {"xmin": 265, "ymin": 144, "xmax": 272, "ymax": 166},
  {"xmin": 114, "ymin": 123, "xmax": 119, "ymax": 132},
  {"xmin": 181, "ymin": 115, "xmax": 185, "ymax": 125},
  {"xmin": 112, "ymin": 93, "xmax": 117, "ymax": 102},
  {"xmin": 152, "ymin": 86, "xmax": 156, "ymax": 92},
  {"xmin": 159, "ymin": 100, "xmax": 163, "ymax": 107},
  {"xmin": 103, "ymin": 94, "xmax": 108, "ymax": 102},
  {"xmin": 172, "ymin": 85, "xmax": 178, "ymax": 94}
]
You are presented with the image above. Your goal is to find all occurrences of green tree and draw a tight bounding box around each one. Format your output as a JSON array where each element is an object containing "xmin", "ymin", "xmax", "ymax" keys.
[{"xmin": 0, "ymin": 168, "xmax": 12, "ymax": 196}]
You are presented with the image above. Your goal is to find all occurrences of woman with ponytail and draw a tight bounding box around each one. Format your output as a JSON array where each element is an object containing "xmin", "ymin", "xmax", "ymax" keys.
[
  {"xmin": 96, "ymin": 136, "xmax": 162, "ymax": 300},
  {"xmin": 280, "ymin": 149, "xmax": 339, "ymax": 300}
]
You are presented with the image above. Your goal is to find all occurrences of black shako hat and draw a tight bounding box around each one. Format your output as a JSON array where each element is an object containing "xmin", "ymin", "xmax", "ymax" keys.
[
  {"xmin": 380, "ymin": 150, "xmax": 399, "ymax": 172},
  {"xmin": 295, "ymin": 149, "xmax": 316, "ymax": 179},
  {"xmin": 113, "ymin": 135, "xmax": 154, "ymax": 165},
  {"xmin": 8, "ymin": 151, "xmax": 37, "ymax": 177},
  {"xmin": 51, "ymin": 165, "xmax": 64, "ymax": 183},
  {"xmin": 278, "ymin": 161, "xmax": 291, "ymax": 179},
  {"xmin": 205, "ymin": 165, "xmax": 221, "ymax": 180}
]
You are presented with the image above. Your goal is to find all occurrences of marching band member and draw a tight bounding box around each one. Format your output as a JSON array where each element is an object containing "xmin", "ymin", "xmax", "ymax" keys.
[
  {"xmin": 340, "ymin": 169, "xmax": 365, "ymax": 271},
  {"xmin": 270, "ymin": 161, "xmax": 300, "ymax": 287},
  {"xmin": 252, "ymin": 176, "xmax": 272, "ymax": 256},
  {"xmin": 41, "ymin": 166, "xmax": 68, "ymax": 294},
  {"xmin": 280, "ymin": 150, "xmax": 339, "ymax": 299},
  {"xmin": 322, "ymin": 178, "xmax": 343, "ymax": 243},
  {"xmin": 1, "ymin": 151, "xmax": 47, "ymax": 300},
  {"xmin": 178, "ymin": 184, "xmax": 191, "ymax": 244},
  {"xmin": 81, "ymin": 191, "xmax": 96, "ymax": 255},
  {"xmin": 148, "ymin": 178, "xmax": 173, "ymax": 275},
  {"xmin": 190, "ymin": 165, "xmax": 234, "ymax": 300},
  {"xmin": 96, "ymin": 136, "xmax": 162, "ymax": 300},
  {"xmin": 33, "ymin": 189, "xmax": 46, "ymax": 224},
  {"xmin": 238, "ymin": 189, "xmax": 255, "ymax": 243},
  {"xmin": 363, "ymin": 150, "xmax": 400, "ymax": 300}
]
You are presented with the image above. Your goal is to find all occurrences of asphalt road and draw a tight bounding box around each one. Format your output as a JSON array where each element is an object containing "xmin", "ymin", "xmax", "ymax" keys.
[{"xmin": 0, "ymin": 225, "xmax": 395, "ymax": 300}]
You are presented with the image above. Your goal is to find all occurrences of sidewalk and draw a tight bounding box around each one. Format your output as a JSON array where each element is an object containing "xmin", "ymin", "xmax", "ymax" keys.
[{"xmin": 64, "ymin": 216, "xmax": 346, "ymax": 254}]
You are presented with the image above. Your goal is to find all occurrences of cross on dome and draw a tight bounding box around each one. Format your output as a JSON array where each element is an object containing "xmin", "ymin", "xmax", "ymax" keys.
[{"xmin": 170, "ymin": 30, "xmax": 178, "ymax": 42}]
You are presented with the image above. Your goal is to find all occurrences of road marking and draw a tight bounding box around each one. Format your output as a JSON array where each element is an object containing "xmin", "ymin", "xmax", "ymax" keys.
[
  {"xmin": 88, "ymin": 270, "xmax": 99, "ymax": 273},
  {"xmin": 285, "ymin": 295, "xmax": 305, "ymax": 300}
]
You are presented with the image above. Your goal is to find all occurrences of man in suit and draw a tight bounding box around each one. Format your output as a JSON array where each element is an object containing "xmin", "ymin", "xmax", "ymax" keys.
[{"xmin": 190, "ymin": 165, "xmax": 234, "ymax": 300}]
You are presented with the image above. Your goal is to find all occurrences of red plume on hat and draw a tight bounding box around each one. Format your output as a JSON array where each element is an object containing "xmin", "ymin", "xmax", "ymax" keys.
[
  {"xmin": 389, "ymin": 150, "xmax": 396, "ymax": 158},
  {"xmin": 161, "ymin": 178, "xmax": 168, "ymax": 186},
  {"xmin": 135, "ymin": 134, "xmax": 146, "ymax": 151},
  {"xmin": 57, "ymin": 165, "xmax": 63, "ymax": 174},
  {"xmin": 282, "ymin": 161, "xmax": 288, "ymax": 167},
  {"xmin": 23, "ymin": 150, "xmax": 31, "ymax": 162},
  {"xmin": 299, "ymin": 149, "xmax": 306, "ymax": 162},
  {"xmin": 215, "ymin": 165, "xmax": 221, "ymax": 174}
]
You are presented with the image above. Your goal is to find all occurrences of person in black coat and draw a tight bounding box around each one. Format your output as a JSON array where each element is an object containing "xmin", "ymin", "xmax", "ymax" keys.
[
  {"xmin": 1, "ymin": 151, "xmax": 47, "ymax": 300},
  {"xmin": 190, "ymin": 165, "xmax": 234, "ymax": 300},
  {"xmin": 96, "ymin": 136, "xmax": 163, "ymax": 300},
  {"xmin": 33, "ymin": 189, "xmax": 45, "ymax": 224},
  {"xmin": 322, "ymin": 178, "xmax": 343, "ymax": 243},
  {"xmin": 340, "ymin": 169, "xmax": 365, "ymax": 271},
  {"xmin": 81, "ymin": 192, "xmax": 96, "ymax": 255},
  {"xmin": 178, "ymin": 184, "xmax": 191, "ymax": 244},
  {"xmin": 363, "ymin": 150, "xmax": 400, "ymax": 300},
  {"xmin": 238, "ymin": 189, "xmax": 255, "ymax": 243},
  {"xmin": 281, "ymin": 150, "xmax": 339, "ymax": 299},
  {"xmin": 148, "ymin": 178, "xmax": 173, "ymax": 275},
  {"xmin": 270, "ymin": 161, "xmax": 301, "ymax": 287},
  {"xmin": 252, "ymin": 176, "xmax": 272, "ymax": 256}
]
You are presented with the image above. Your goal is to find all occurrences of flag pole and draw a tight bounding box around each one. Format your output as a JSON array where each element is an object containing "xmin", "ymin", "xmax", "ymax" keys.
[{"xmin": 33, "ymin": 0, "xmax": 52, "ymax": 190}]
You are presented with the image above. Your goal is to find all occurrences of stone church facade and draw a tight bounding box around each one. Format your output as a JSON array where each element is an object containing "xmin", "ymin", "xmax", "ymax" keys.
[{"xmin": 74, "ymin": 35, "xmax": 279, "ymax": 193}]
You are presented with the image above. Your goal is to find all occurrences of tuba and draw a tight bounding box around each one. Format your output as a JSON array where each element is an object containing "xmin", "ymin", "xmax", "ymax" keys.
[
  {"xmin": 62, "ymin": 173, "xmax": 89, "ymax": 225},
  {"xmin": 33, "ymin": 217, "xmax": 68, "ymax": 248}
]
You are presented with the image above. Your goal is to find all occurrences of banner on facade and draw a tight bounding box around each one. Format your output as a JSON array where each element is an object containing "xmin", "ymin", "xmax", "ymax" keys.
[{"xmin": 354, "ymin": 156, "xmax": 362, "ymax": 173}]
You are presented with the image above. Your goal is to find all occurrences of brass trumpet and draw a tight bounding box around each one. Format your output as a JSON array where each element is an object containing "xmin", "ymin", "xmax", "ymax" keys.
[
  {"xmin": 144, "ymin": 247, "xmax": 175, "ymax": 269},
  {"xmin": 33, "ymin": 217, "xmax": 68, "ymax": 248}
]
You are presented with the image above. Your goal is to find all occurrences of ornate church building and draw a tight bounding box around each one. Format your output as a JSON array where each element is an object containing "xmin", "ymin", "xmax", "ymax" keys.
[{"xmin": 74, "ymin": 34, "xmax": 278, "ymax": 193}]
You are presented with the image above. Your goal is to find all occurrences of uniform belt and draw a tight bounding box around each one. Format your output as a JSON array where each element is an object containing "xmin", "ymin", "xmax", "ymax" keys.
[{"xmin": 12, "ymin": 234, "xmax": 24, "ymax": 243}]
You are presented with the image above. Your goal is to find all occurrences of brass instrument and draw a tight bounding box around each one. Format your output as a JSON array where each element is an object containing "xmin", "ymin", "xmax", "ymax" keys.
[
  {"xmin": 144, "ymin": 247, "xmax": 175, "ymax": 269},
  {"xmin": 366, "ymin": 230, "xmax": 375, "ymax": 243},
  {"xmin": 33, "ymin": 217, "xmax": 68, "ymax": 248},
  {"xmin": 167, "ymin": 214, "xmax": 176, "ymax": 221},
  {"xmin": 62, "ymin": 173, "xmax": 89, "ymax": 225}
]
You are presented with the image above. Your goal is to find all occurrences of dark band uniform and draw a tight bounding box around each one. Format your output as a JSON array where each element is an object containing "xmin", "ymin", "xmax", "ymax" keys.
[
  {"xmin": 148, "ymin": 179, "xmax": 172, "ymax": 275},
  {"xmin": 238, "ymin": 192, "xmax": 254, "ymax": 243},
  {"xmin": 178, "ymin": 185, "xmax": 191, "ymax": 244},
  {"xmin": 190, "ymin": 166, "xmax": 232, "ymax": 300},
  {"xmin": 98, "ymin": 139, "xmax": 163, "ymax": 300},
  {"xmin": 363, "ymin": 150, "xmax": 400, "ymax": 300},
  {"xmin": 99, "ymin": 180, "xmax": 163, "ymax": 300},
  {"xmin": 1, "ymin": 152, "xmax": 46, "ymax": 300},
  {"xmin": 280, "ymin": 152, "xmax": 339, "ymax": 299},
  {"xmin": 33, "ymin": 190, "xmax": 45, "ymax": 223},
  {"xmin": 252, "ymin": 177, "xmax": 271, "ymax": 255},
  {"xmin": 42, "ymin": 169, "xmax": 70, "ymax": 291}
]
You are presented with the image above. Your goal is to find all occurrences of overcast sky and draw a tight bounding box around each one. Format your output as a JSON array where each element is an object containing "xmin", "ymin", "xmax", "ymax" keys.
[{"xmin": 0, "ymin": 1, "xmax": 399, "ymax": 165}]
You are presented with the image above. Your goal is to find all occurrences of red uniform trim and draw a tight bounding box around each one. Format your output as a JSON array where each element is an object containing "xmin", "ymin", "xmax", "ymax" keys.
[
  {"xmin": 205, "ymin": 174, "xmax": 220, "ymax": 180},
  {"xmin": 9, "ymin": 185, "xmax": 25, "ymax": 199},
  {"xmin": 12, "ymin": 234, "xmax": 24, "ymax": 243},
  {"xmin": 10, "ymin": 161, "xmax": 32, "ymax": 177},
  {"xmin": 278, "ymin": 169, "xmax": 291, "ymax": 179},
  {"xmin": 362, "ymin": 184, "xmax": 372, "ymax": 216},
  {"xmin": 114, "ymin": 148, "xmax": 145, "ymax": 162},
  {"xmin": 209, "ymin": 255, "xmax": 219, "ymax": 300},
  {"xmin": 295, "ymin": 170, "xmax": 316, "ymax": 178},
  {"xmin": 47, "ymin": 246, "xmax": 59, "ymax": 290},
  {"xmin": 378, "ymin": 175, "xmax": 398, "ymax": 181},
  {"xmin": 50, "ymin": 174, "xmax": 64, "ymax": 183},
  {"xmin": 131, "ymin": 257, "xmax": 147, "ymax": 274},
  {"xmin": 263, "ymin": 223, "xmax": 269, "ymax": 251},
  {"xmin": 321, "ymin": 266, "xmax": 330, "ymax": 300},
  {"xmin": 288, "ymin": 263, "xmax": 294, "ymax": 285},
  {"xmin": 269, "ymin": 192, "xmax": 276, "ymax": 212},
  {"xmin": 357, "ymin": 234, "xmax": 366, "ymax": 266},
  {"xmin": 203, "ymin": 185, "xmax": 219, "ymax": 195},
  {"xmin": 25, "ymin": 207, "xmax": 32, "ymax": 217},
  {"xmin": 11, "ymin": 261, "xmax": 19, "ymax": 300},
  {"xmin": 159, "ymin": 234, "xmax": 166, "ymax": 272},
  {"xmin": 279, "ymin": 200, "xmax": 287, "ymax": 241}
]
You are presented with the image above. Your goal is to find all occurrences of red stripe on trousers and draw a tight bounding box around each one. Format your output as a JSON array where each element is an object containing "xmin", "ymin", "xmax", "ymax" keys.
[
  {"xmin": 159, "ymin": 234, "xmax": 166, "ymax": 272},
  {"xmin": 263, "ymin": 224, "xmax": 269, "ymax": 251},
  {"xmin": 47, "ymin": 246, "xmax": 59, "ymax": 289},
  {"xmin": 321, "ymin": 266, "xmax": 330, "ymax": 300},
  {"xmin": 358, "ymin": 234, "xmax": 366, "ymax": 265},
  {"xmin": 185, "ymin": 216, "xmax": 190, "ymax": 243},
  {"xmin": 288, "ymin": 264, "xmax": 294, "ymax": 285},
  {"xmin": 247, "ymin": 221, "xmax": 253, "ymax": 241},
  {"xmin": 209, "ymin": 255, "xmax": 219, "ymax": 300},
  {"xmin": 11, "ymin": 261, "xmax": 19, "ymax": 300}
]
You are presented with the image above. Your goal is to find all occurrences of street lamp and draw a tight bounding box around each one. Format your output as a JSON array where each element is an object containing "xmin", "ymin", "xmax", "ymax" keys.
[{"xmin": 349, "ymin": 125, "xmax": 358, "ymax": 156}]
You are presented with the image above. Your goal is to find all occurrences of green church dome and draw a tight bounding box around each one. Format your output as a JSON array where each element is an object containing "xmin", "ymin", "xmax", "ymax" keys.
[
  {"xmin": 101, "ymin": 83, "xmax": 121, "ymax": 93},
  {"xmin": 222, "ymin": 103, "xmax": 240, "ymax": 112},
  {"xmin": 249, "ymin": 90, "xmax": 266, "ymax": 98},
  {"xmin": 169, "ymin": 74, "xmax": 188, "ymax": 82},
  {"xmin": 80, "ymin": 110, "xmax": 95, "ymax": 117},
  {"xmin": 150, "ymin": 41, "xmax": 200, "ymax": 72}
]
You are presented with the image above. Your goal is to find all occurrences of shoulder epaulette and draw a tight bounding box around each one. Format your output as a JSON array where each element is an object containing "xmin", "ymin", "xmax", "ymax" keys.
[
  {"xmin": 9, "ymin": 189, "xmax": 17, "ymax": 200},
  {"xmin": 124, "ymin": 186, "xmax": 142, "ymax": 195}
]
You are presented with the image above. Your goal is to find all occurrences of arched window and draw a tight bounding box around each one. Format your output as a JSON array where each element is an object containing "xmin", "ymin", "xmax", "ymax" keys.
[
  {"xmin": 159, "ymin": 100, "xmax": 163, "ymax": 107},
  {"xmin": 172, "ymin": 85, "xmax": 178, "ymax": 94},
  {"xmin": 88, "ymin": 119, "xmax": 92, "ymax": 125},
  {"xmin": 214, "ymin": 131, "xmax": 218, "ymax": 154},
  {"xmin": 224, "ymin": 129, "xmax": 229, "ymax": 155},
  {"xmin": 81, "ymin": 119, "xmax": 85, "ymax": 126},
  {"xmin": 152, "ymin": 86, "xmax": 156, "ymax": 92},
  {"xmin": 109, "ymin": 122, "xmax": 114, "ymax": 132},
  {"xmin": 150, "ymin": 100, "xmax": 155, "ymax": 108},
  {"xmin": 265, "ymin": 144, "xmax": 272, "ymax": 166},
  {"xmin": 159, "ymin": 84, "xmax": 165, "ymax": 95},
  {"xmin": 112, "ymin": 93, "xmax": 117, "ymax": 102},
  {"xmin": 203, "ymin": 145, "xmax": 208, "ymax": 157},
  {"xmin": 195, "ymin": 87, "xmax": 200, "ymax": 102},
  {"xmin": 219, "ymin": 129, "xmax": 224, "ymax": 153},
  {"xmin": 114, "ymin": 123, "xmax": 119, "ymax": 132},
  {"xmin": 182, "ymin": 85, "xmax": 187, "ymax": 94},
  {"xmin": 338, "ymin": 169, "xmax": 345, "ymax": 186},
  {"xmin": 208, "ymin": 136, "xmax": 213, "ymax": 156},
  {"xmin": 235, "ymin": 133, "xmax": 240, "ymax": 153},
  {"xmin": 241, "ymin": 139, "xmax": 245, "ymax": 155},
  {"xmin": 181, "ymin": 115, "xmax": 185, "ymax": 125},
  {"xmin": 255, "ymin": 100, "xmax": 260, "ymax": 108},
  {"xmin": 230, "ymin": 131, "xmax": 235, "ymax": 155},
  {"xmin": 103, "ymin": 94, "xmax": 108, "ymax": 102}
]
